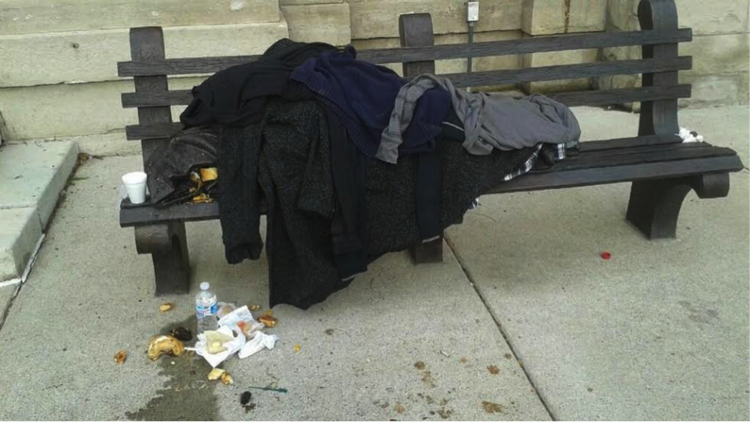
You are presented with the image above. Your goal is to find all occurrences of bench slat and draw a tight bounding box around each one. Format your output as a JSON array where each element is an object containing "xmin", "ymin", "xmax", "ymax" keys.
[
  {"xmin": 447, "ymin": 57, "xmax": 691, "ymax": 88},
  {"xmin": 359, "ymin": 29, "xmax": 691, "ymax": 64},
  {"xmin": 117, "ymin": 29, "xmax": 691, "ymax": 77},
  {"xmin": 490, "ymin": 155, "xmax": 743, "ymax": 194},
  {"xmin": 119, "ymin": 141, "xmax": 742, "ymax": 227},
  {"xmin": 548, "ymin": 84, "xmax": 691, "ymax": 107},
  {"xmin": 121, "ymin": 202, "xmax": 219, "ymax": 227},
  {"xmin": 580, "ymin": 134, "xmax": 680, "ymax": 151},
  {"xmin": 121, "ymin": 84, "xmax": 692, "ymax": 109},
  {"xmin": 124, "ymin": 56, "xmax": 692, "ymax": 141},
  {"xmin": 555, "ymin": 144, "xmax": 736, "ymax": 172}
]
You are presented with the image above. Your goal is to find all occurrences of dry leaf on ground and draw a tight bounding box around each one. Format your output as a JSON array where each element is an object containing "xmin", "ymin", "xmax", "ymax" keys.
[
  {"xmin": 394, "ymin": 403, "xmax": 405, "ymax": 414},
  {"xmin": 114, "ymin": 350, "xmax": 127, "ymax": 364},
  {"xmin": 487, "ymin": 365, "xmax": 500, "ymax": 375},
  {"xmin": 482, "ymin": 401, "xmax": 502, "ymax": 414},
  {"xmin": 158, "ymin": 303, "xmax": 174, "ymax": 313}
]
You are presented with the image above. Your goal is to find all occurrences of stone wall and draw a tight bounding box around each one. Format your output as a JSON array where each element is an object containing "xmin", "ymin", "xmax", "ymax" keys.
[
  {"xmin": 0, "ymin": 0, "xmax": 747, "ymax": 153},
  {"xmin": 599, "ymin": 0, "xmax": 750, "ymax": 109}
]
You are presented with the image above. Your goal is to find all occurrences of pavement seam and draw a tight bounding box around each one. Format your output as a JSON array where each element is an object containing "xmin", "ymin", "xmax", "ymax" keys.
[{"xmin": 444, "ymin": 234, "xmax": 557, "ymax": 421}]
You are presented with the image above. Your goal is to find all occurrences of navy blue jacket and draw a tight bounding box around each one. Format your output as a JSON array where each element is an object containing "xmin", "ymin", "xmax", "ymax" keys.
[{"xmin": 290, "ymin": 46, "xmax": 451, "ymax": 161}]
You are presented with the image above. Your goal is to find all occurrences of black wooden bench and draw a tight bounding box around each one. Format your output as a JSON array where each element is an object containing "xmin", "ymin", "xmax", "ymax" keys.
[{"xmin": 119, "ymin": 0, "xmax": 744, "ymax": 295}]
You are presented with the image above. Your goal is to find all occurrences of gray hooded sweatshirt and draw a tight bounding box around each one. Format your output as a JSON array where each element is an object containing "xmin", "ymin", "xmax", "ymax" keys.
[{"xmin": 377, "ymin": 74, "xmax": 581, "ymax": 163}]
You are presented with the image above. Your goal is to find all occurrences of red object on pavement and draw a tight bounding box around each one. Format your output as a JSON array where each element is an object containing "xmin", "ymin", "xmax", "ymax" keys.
[{"xmin": 601, "ymin": 251, "xmax": 612, "ymax": 260}]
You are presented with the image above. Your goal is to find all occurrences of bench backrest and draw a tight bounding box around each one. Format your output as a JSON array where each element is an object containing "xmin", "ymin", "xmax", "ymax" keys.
[{"xmin": 119, "ymin": 0, "xmax": 690, "ymax": 165}]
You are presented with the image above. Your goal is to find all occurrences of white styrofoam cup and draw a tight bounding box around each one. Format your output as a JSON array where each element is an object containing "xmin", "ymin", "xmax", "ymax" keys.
[{"xmin": 122, "ymin": 171, "xmax": 148, "ymax": 204}]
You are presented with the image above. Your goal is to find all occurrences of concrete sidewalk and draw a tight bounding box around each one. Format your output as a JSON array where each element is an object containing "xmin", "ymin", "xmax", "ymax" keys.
[
  {"xmin": 0, "ymin": 106, "xmax": 747, "ymax": 420},
  {"xmin": 446, "ymin": 105, "xmax": 750, "ymax": 420},
  {"xmin": 0, "ymin": 156, "xmax": 549, "ymax": 420}
]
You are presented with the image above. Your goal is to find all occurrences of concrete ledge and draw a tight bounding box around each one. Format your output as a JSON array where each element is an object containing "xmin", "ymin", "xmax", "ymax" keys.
[
  {"xmin": 0, "ymin": 21, "xmax": 289, "ymax": 88},
  {"xmin": 0, "ymin": 207, "xmax": 42, "ymax": 281},
  {"xmin": 0, "ymin": 141, "xmax": 79, "ymax": 227},
  {"xmin": 0, "ymin": 0, "xmax": 281, "ymax": 36}
]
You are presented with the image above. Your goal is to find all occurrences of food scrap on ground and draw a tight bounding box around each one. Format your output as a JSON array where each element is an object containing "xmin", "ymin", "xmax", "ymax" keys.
[
  {"xmin": 601, "ymin": 251, "xmax": 612, "ymax": 260},
  {"xmin": 208, "ymin": 368, "xmax": 226, "ymax": 381},
  {"xmin": 249, "ymin": 305, "xmax": 261, "ymax": 311},
  {"xmin": 487, "ymin": 365, "xmax": 500, "ymax": 375},
  {"xmin": 482, "ymin": 401, "xmax": 503, "ymax": 414},
  {"xmin": 293, "ymin": 343, "xmax": 301, "ymax": 353},
  {"xmin": 158, "ymin": 303, "xmax": 174, "ymax": 313},
  {"xmin": 259, "ymin": 311, "xmax": 277, "ymax": 328},
  {"xmin": 114, "ymin": 350, "xmax": 127, "ymax": 364},
  {"xmin": 220, "ymin": 372, "xmax": 234, "ymax": 385},
  {"xmin": 147, "ymin": 335, "xmax": 185, "ymax": 361}
]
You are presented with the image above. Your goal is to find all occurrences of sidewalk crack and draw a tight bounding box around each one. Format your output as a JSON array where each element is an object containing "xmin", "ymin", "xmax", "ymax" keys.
[{"xmin": 445, "ymin": 234, "xmax": 557, "ymax": 421}]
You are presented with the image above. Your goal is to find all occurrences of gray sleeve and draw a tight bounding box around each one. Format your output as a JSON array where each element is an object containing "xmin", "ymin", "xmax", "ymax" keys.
[{"xmin": 376, "ymin": 75, "xmax": 442, "ymax": 164}]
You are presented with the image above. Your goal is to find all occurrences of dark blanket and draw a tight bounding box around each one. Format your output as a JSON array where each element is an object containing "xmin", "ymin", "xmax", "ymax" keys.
[
  {"xmin": 180, "ymin": 39, "xmax": 337, "ymax": 128},
  {"xmin": 220, "ymin": 106, "xmax": 536, "ymax": 308},
  {"xmin": 219, "ymin": 99, "xmax": 345, "ymax": 307}
]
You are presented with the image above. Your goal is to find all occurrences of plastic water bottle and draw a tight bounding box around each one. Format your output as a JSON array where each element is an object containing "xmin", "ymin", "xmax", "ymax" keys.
[{"xmin": 196, "ymin": 282, "xmax": 218, "ymax": 334}]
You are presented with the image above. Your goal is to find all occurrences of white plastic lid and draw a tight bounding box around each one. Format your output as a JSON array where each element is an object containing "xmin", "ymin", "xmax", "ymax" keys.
[{"xmin": 200, "ymin": 282, "xmax": 210, "ymax": 291}]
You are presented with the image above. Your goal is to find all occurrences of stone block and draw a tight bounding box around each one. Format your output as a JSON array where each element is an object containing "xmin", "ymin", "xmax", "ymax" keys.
[
  {"xmin": 0, "ymin": 0, "xmax": 281, "ymax": 36},
  {"xmin": 677, "ymin": 0, "xmax": 749, "ymax": 36},
  {"xmin": 681, "ymin": 34, "xmax": 750, "ymax": 76},
  {"xmin": 605, "ymin": 0, "xmax": 639, "ymax": 31},
  {"xmin": 0, "ymin": 81, "xmax": 137, "ymax": 140},
  {"xmin": 522, "ymin": 0, "xmax": 606, "ymax": 35},
  {"xmin": 522, "ymin": 47, "xmax": 598, "ymax": 93},
  {"xmin": 742, "ymin": 72, "xmax": 750, "ymax": 105},
  {"xmin": 0, "ymin": 208, "xmax": 42, "ymax": 281},
  {"xmin": 282, "ymin": 3, "xmax": 351, "ymax": 45},
  {"xmin": 0, "ymin": 22, "xmax": 289, "ymax": 88},
  {"xmin": 348, "ymin": 0, "xmax": 522, "ymax": 39},
  {"xmin": 280, "ymin": 0, "xmax": 343, "ymax": 4},
  {"xmin": 0, "ymin": 141, "xmax": 79, "ymax": 229},
  {"xmin": 679, "ymin": 73, "xmax": 750, "ymax": 108}
]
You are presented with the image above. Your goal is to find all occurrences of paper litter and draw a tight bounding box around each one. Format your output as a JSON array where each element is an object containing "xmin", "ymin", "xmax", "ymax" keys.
[
  {"xmin": 678, "ymin": 127, "xmax": 704, "ymax": 143},
  {"xmin": 191, "ymin": 305, "xmax": 279, "ymax": 367}
]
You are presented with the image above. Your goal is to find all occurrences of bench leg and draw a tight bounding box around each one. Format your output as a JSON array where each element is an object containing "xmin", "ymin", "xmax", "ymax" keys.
[
  {"xmin": 626, "ymin": 173, "xmax": 730, "ymax": 239},
  {"xmin": 410, "ymin": 237, "xmax": 444, "ymax": 264},
  {"xmin": 134, "ymin": 222, "xmax": 190, "ymax": 295}
]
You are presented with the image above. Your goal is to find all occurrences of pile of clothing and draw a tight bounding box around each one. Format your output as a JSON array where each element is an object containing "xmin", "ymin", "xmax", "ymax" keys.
[{"xmin": 146, "ymin": 39, "xmax": 581, "ymax": 309}]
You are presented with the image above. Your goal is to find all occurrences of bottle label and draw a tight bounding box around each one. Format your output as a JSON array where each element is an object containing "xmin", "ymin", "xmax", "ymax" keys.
[{"xmin": 196, "ymin": 303, "xmax": 218, "ymax": 318}]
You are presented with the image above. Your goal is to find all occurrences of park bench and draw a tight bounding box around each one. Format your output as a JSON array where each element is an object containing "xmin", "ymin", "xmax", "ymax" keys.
[{"xmin": 119, "ymin": 0, "xmax": 744, "ymax": 295}]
